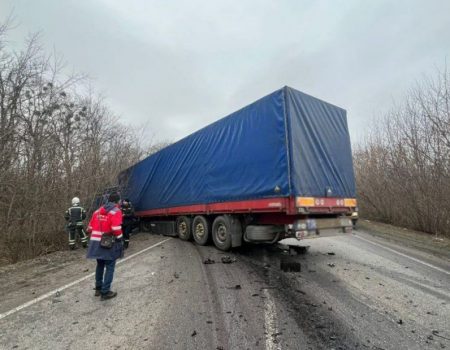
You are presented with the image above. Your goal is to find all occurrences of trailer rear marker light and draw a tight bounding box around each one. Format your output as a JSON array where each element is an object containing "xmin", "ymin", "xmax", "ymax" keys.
[
  {"xmin": 296, "ymin": 197, "xmax": 315, "ymax": 207},
  {"xmin": 344, "ymin": 198, "xmax": 357, "ymax": 207}
]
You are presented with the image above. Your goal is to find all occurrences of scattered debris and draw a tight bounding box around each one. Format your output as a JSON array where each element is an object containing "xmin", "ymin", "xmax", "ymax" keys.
[
  {"xmin": 174, "ymin": 272, "xmax": 180, "ymax": 279},
  {"xmin": 296, "ymin": 289, "xmax": 306, "ymax": 295},
  {"xmin": 427, "ymin": 311, "xmax": 438, "ymax": 316},
  {"xmin": 328, "ymin": 263, "xmax": 335, "ymax": 268},
  {"xmin": 221, "ymin": 256, "xmax": 236, "ymax": 264},
  {"xmin": 280, "ymin": 260, "xmax": 301, "ymax": 272},
  {"xmin": 55, "ymin": 291, "xmax": 61, "ymax": 297},
  {"xmin": 217, "ymin": 347, "xmax": 224, "ymax": 350},
  {"xmin": 330, "ymin": 335, "xmax": 337, "ymax": 341},
  {"xmin": 327, "ymin": 252, "xmax": 335, "ymax": 256},
  {"xmin": 252, "ymin": 293, "xmax": 259, "ymax": 297},
  {"xmin": 167, "ymin": 279, "xmax": 174, "ymax": 284},
  {"xmin": 191, "ymin": 330, "xmax": 197, "ymax": 337},
  {"xmin": 264, "ymin": 264, "xmax": 271, "ymax": 269},
  {"xmin": 226, "ymin": 284, "xmax": 241, "ymax": 290},
  {"xmin": 83, "ymin": 269, "xmax": 89, "ymax": 272},
  {"xmin": 366, "ymin": 277, "xmax": 370, "ymax": 280},
  {"xmin": 397, "ymin": 319, "xmax": 403, "ymax": 325},
  {"xmin": 432, "ymin": 330, "xmax": 450, "ymax": 341},
  {"xmin": 206, "ymin": 320, "xmax": 213, "ymax": 324},
  {"xmin": 72, "ymin": 321, "xmax": 79, "ymax": 325},
  {"xmin": 203, "ymin": 258, "xmax": 215, "ymax": 264}
]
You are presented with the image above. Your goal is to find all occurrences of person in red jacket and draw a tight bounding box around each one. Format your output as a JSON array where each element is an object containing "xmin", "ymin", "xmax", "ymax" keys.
[{"xmin": 86, "ymin": 192, "xmax": 124, "ymax": 300}]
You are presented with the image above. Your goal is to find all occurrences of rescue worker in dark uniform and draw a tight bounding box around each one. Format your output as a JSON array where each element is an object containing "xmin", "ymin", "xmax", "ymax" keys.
[
  {"xmin": 65, "ymin": 197, "xmax": 88, "ymax": 249},
  {"xmin": 120, "ymin": 199, "xmax": 134, "ymax": 249}
]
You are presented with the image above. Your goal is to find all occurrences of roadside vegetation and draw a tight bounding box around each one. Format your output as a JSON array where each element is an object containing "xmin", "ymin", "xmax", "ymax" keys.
[
  {"xmin": 1, "ymin": 17, "xmax": 448, "ymax": 265},
  {"xmin": 0, "ymin": 22, "xmax": 151, "ymax": 264},
  {"xmin": 354, "ymin": 67, "xmax": 450, "ymax": 239}
]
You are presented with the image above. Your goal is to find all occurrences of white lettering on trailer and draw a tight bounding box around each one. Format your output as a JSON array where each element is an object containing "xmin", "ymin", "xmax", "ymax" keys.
[{"xmin": 268, "ymin": 202, "xmax": 282, "ymax": 208}]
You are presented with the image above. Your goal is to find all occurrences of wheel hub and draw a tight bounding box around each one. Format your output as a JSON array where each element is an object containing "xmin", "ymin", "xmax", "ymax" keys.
[
  {"xmin": 195, "ymin": 223, "xmax": 205, "ymax": 237},
  {"xmin": 217, "ymin": 224, "xmax": 227, "ymax": 242},
  {"xmin": 179, "ymin": 222, "xmax": 187, "ymax": 235}
]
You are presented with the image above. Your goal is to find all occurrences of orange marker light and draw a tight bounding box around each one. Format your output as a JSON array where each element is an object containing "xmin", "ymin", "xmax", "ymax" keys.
[
  {"xmin": 344, "ymin": 198, "xmax": 357, "ymax": 207},
  {"xmin": 296, "ymin": 197, "xmax": 315, "ymax": 207}
]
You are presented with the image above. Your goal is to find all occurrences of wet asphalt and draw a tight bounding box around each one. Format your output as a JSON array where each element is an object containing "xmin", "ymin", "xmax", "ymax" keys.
[{"xmin": 0, "ymin": 230, "xmax": 449, "ymax": 350}]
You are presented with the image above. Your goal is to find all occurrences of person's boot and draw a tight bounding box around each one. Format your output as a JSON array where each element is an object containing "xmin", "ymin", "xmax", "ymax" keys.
[
  {"xmin": 124, "ymin": 241, "xmax": 129, "ymax": 249},
  {"xmin": 101, "ymin": 291, "xmax": 117, "ymax": 300},
  {"xmin": 94, "ymin": 287, "xmax": 101, "ymax": 297}
]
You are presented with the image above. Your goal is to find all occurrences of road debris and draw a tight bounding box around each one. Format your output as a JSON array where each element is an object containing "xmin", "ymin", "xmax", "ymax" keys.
[
  {"xmin": 226, "ymin": 284, "xmax": 241, "ymax": 290},
  {"xmin": 397, "ymin": 319, "xmax": 403, "ymax": 325},
  {"xmin": 221, "ymin": 256, "xmax": 236, "ymax": 264},
  {"xmin": 432, "ymin": 330, "xmax": 450, "ymax": 341},
  {"xmin": 203, "ymin": 258, "xmax": 215, "ymax": 264},
  {"xmin": 173, "ymin": 272, "xmax": 180, "ymax": 279},
  {"xmin": 327, "ymin": 252, "xmax": 335, "ymax": 256},
  {"xmin": 191, "ymin": 330, "xmax": 197, "ymax": 337},
  {"xmin": 280, "ymin": 259, "xmax": 301, "ymax": 272},
  {"xmin": 328, "ymin": 263, "xmax": 335, "ymax": 268}
]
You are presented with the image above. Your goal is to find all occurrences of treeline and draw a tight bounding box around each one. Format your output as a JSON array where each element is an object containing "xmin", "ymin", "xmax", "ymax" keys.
[
  {"xmin": 0, "ymin": 24, "xmax": 148, "ymax": 264},
  {"xmin": 354, "ymin": 68, "xmax": 450, "ymax": 238}
]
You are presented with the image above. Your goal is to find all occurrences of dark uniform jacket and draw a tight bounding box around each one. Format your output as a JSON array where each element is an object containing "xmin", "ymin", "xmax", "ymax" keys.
[{"xmin": 65, "ymin": 206, "xmax": 87, "ymax": 226}]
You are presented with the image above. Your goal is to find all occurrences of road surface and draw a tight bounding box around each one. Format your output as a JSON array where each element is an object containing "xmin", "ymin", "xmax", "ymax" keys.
[{"xmin": 0, "ymin": 229, "xmax": 449, "ymax": 350}]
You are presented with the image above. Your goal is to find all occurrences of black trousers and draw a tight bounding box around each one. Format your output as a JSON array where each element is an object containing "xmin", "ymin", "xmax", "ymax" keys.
[
  {"xmin": 69, "ymin": 225, "xmax": 87, "ymax": 247},
  {"xmin": 122, "ymin": 223, "xmax": 132, "ymax": 246}
]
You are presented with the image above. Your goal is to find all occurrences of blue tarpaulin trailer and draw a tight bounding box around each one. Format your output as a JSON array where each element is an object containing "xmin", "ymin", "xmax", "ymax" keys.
[{"xmin": 119, "ymin": 86, "xmax": 357, "ymax": 250}]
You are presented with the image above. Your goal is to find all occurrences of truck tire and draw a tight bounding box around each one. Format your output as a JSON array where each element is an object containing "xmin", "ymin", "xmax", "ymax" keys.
[
  {"xmin": 245, "ymin": 225, "xmax": 281, "ymax": 242},
  {"xmin": 176, "ymin": 216, "xmax": 192, "ymax": 241},
  {"xmin": 192, "ymin": 215, "xmax": 211, "ymax": 245},
  {"xmin": 212, "ymin": 215, "xmax": 232, "ymax": 251}
]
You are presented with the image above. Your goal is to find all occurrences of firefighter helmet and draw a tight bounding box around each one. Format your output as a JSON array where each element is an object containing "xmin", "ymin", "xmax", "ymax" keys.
[{"xmin": 72, "ymin": 197, "xmax": 80, "ymax": 206}]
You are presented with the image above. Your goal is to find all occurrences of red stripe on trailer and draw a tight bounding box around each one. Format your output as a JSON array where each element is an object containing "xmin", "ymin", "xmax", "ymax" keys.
[{"xmin": 136, "ymin": 197, "xmax": 296, "ymax": 217}]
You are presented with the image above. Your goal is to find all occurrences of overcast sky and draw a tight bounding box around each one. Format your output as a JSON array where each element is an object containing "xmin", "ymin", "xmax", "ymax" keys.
[{"xmin": 1, "ymin": 0, "xmax": 450, "ymax": 146}]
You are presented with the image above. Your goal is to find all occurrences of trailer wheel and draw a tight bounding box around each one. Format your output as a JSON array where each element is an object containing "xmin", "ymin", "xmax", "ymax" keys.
[
  {"xmin": 192, "ymin": 216, "xmax": 211, "ymax": 245},
  {"xmin": 176, "ymin": 216, "xmax": 192, "ymax": 240},
  {"xmin": 212, "ymin": 216, "xmax": 232, "ymax": 251}
]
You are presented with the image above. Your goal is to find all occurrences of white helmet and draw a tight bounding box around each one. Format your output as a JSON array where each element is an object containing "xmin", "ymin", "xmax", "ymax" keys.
[{"xmin": 72, "ymin": 197, "xmax": 80, "ymax": 206}]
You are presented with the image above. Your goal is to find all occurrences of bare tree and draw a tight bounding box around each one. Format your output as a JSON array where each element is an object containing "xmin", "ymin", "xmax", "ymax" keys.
[{"xmin": 355, "ymin": 67, "xmax": 450, "ymax": 238}]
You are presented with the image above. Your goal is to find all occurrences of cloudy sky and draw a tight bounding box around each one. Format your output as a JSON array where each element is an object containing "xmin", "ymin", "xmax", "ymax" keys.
[{"xmin": 1, "ymin": 0, "xmax": 449, "ymax": 145}]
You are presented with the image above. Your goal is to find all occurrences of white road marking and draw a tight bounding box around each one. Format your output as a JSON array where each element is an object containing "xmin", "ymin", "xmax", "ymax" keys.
[
  {"xmin": 263, "ymin": 288, "xmax": 281, "ymax": 350},
  {"xmin": 354, "ymin": 235, "xmax": 450, "ymax": 276},
  {"xmin": 262, "ymin": 252, "xmax": 282, "ymax": 350},
  {"xmin": 0, "ymin": 238, "xmax": 171, "ymax": 321}
]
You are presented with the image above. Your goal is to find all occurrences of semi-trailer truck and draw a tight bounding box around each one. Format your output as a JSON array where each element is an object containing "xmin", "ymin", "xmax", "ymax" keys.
[{"xmin": 118, "ymin": 86, "xmax": 357, "ymax": 251}]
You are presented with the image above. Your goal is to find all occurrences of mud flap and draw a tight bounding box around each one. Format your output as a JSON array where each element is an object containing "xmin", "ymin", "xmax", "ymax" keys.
[{"xmin": 230, "ymin": 215, "xmax": 243, "ymax": 248}]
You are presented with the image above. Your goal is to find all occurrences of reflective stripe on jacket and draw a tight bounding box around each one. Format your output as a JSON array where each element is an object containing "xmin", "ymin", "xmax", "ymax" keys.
[{"xmin": 86, "ymin": 202, "xmax": 124, "ymax": 260}]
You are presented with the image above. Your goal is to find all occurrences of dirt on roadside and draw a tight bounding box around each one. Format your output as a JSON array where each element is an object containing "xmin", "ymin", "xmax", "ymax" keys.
[
  {"xmin": 358, "ymin": 219, "xmax": 450, "ymax": 261},
  {"xmin": 0, "ymin": 232, "xmax": 163, "ymax": 314}
]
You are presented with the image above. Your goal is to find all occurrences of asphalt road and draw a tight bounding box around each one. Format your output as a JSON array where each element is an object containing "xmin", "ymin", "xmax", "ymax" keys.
[{"xmin": 0, "ymin": 229, "xmax": 449, "ymax": 350}]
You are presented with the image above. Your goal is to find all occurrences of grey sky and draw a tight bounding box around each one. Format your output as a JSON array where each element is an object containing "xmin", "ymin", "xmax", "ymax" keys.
[{"xmin": 1, "ymin": 0, "xmax": 450, "ymax": 145}]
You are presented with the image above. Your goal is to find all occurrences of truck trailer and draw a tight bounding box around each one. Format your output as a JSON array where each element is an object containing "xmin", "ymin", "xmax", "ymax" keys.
[{"xmin": 118, "ymin": 86, "xmax": 357, "ymax": 251}]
